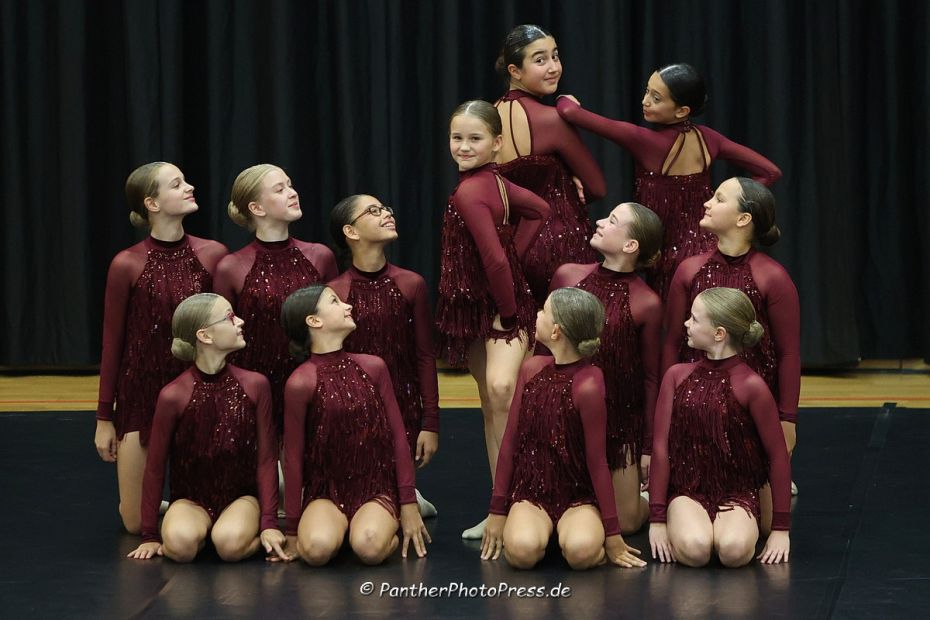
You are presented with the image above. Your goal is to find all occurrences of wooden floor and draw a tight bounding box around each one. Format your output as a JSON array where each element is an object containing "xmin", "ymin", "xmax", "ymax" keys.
[{"xmin": 1, "ymin": 360, "xmax": 928, "ymax": 412}]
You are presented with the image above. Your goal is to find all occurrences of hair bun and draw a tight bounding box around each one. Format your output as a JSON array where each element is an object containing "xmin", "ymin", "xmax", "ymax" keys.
[
  {"xmin": 742, "ymin": 320, "xmax": 764, "ymax": 347},
  {"xmin": 228, "ymin": 200, "xmax": 253, "ymax": 229},
  {"xmin": 577, "ymin": 337, "xmax": 601, "ymax": 357},
  {"xmin": 171, "ymin": 337, "xmax": 197, "ymax": 362},
  {"xmin": 129, "ymin": 210, "xmax": 148, "ymax": 228}
]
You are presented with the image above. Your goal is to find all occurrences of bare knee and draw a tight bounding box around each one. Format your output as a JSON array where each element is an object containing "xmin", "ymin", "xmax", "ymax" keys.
[
  {"xmin": 503, "ymin": 532, "xmax": 546, "ymax": 570},
  {"xmin": 119, "ymin": 503, "xmax": 141, "ymax": 535},
  {"xmin": 618, "ymin": 503, "xmax": 647, "ymax": 535},
  {"xmin": 349, "ymin": 527, "xmax": 394, "ymax": 566},
  {"xmin": 561, "ymin": 536, "xmax": 603, "ymax": 570},
  {"xmin": 161, "ymin": 526, "xmax": 204, "ymax": 563},
  {"xmin": 716, "ymin": 537, "xmax": 755, "ymax": 568},
  {"xmin": 211, "ymin": 525, "xmax": 256, "ymax": 563},
  {"xmin": 674, "ymin": 532, "xmax": 712, "ymax": 567},
  {"xmin": 298, "ymin": 533, "xmax": 341, "ymax": 566},
  {"xmin": 487, "ymin": 377, "xmax": 515, "ymax": 406}
]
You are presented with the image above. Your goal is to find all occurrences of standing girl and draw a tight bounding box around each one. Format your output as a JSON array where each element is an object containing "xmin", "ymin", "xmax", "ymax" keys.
[
  {"xmin": 127, "ymin": 293, "xmax": 286, "ymax": 563},
  {"xmin": 480, "ymin": 287, "xmax": 645, "ymax": 570},
  {"xmin": 649, "ymin": 287, "xmax": 791, "ymax": 567},
  {"xmin": 328, "ymin": 195, "xmax": 440, "ymax": 516},
  {"xmin": 557, "ymin": 63, "xmax": 781, "ymax": 299},
  {"xmin": 435, "ymin": 100, "xmax": 550, "ymax": 538},
  {"xmin": 281, "ymin": 285, "xmax": 430, "ymax": 565},
  {"xmin": 94, "ymin": 162, "xmax": 228, "ymax": 534},
  {"xmin": 214, "ymin": 164, "xmax": 338, "ymax": 434},
  {"xmin": 549, "ymin": 202, "xmax": 663, "ymax": 533},
  {"xmin": 494, "ymin": 24, "xmax": 607, "ymax": 303}
]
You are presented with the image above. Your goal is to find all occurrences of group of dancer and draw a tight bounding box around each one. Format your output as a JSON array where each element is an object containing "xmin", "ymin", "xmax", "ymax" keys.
[{"xmin": 94, "ymin": 24, "xmax": 797, "ymax": 570}]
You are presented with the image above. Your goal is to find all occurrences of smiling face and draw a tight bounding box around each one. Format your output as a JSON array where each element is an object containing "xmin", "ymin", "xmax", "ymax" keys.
[
  {"xmin": 641, "ymin": 72, "xmax": 688, "ymax": 124},
  {"xmin": 346, "ymin": 195, "xmax": 398, "ymax": 243},
  {"xmin": 684, "ymin": 294, "xmax": 723, "ymax": 352},
  {"xmin": 700, "ymin": 178, "xmax": 752, "ymax": 234},
  {"xmin": 199, "ymin": 298, "xmax": 246, "ymax": 353},
  {"xmin": 310, "ymin": 287, "xmax": 356, "ymax": 334},
  {"xmin": 509, "ymin": 35, "xmax": 562, "ymax": 96},
  {"xmin": 591, "ymin": 203, "xmax": 638, "ymax": 256},
  {"xmin": 148, "ymin": 164, "xmax": 198, "ymax": 217},
  {"xmin": 449, "ymin": 113, "xmax": 502, "ymax": 171},
  {"xmin": 252, "ymin": 168, "xmax": 302, "ymax": 223}
]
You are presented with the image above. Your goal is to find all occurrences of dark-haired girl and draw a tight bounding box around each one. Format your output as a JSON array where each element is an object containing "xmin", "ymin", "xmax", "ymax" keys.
[
  {"xmin": 213, "ymin": 164, "xmax": 338, "ymax": 434},
  {"xmin": 436, "ymin": 100, "xmax": 550, "ymax": 539},
  {"xmin": 557, "ymin": 63, "xmax": 781, "ymax": 299},
  {"xmin": 494, "ymin": 24, "xmax": 607, "ymax": 304},
  {"xmin": 94, "ymin": 162, "xmax": 228, "ymax": 534},
  {"xmin": 327, "ymin": 194, "xmax": 440, "ymax": 516},
  {"xmin": 281, "ymin": 285, "xmax": 430, "ymax": 565},
  {"xmin": 128, "ymin": 293, "xmax": 285, "ymax": 563}
]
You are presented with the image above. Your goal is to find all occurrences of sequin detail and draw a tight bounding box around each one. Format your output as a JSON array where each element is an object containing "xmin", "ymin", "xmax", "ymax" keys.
[
  {"xmin": 231, "ymin": 245, "xmax": 322, "ymax": 435},
  {"xmin": 508, "ymin": 364, "xmax": 598, "ymax": 521},
  {"xmin": 577, "ymin": 273, "xmax": 644, "ymax": 469},
  {"xmin": 680, "ymin": 252, "xmax": 778, "ymax": 400},
  {"xmin": 115, "ymin": 242, "xmax": 211, "ymax": 444},
  {"xmin": 435, "ymin": 202, "xmax": 535, "ymax": 368},
  {"xmin": 343, "ymin": 275, "xmax": 422, "ymax": 456},
  {"xmin": 667, "ymin": 364, "xmax": 768, "ymax": 521},
  {"xmin": 498, "ymin": 154, "xmax": 597, "ymax": 304},
  {"xmin": 303, "ymin": 355, "xmax": 398, "ymax": 519},
  {"xmin": 635, "ymin": 168, "xmax": 716, "ymax": 300},
  {"xmin": 170, "ymin": 373, "xmax": 258, "ymax": 520}
]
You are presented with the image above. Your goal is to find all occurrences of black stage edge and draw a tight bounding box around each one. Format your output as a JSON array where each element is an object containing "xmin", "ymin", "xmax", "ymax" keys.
[{"xmin": 1, "ymin": 407, "xmax": 928, "ymax": 619}]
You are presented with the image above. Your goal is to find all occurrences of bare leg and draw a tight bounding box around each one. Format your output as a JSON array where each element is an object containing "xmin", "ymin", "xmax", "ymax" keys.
[
  {"xmin": 557, "ymin": 504, "xmax": 606, "ymax": 570},
  {"xmin": 479, "ymin": 333, "xmax": 528, "ymax": 476},
  {"xmin": 211, "ymin": 496, "xmax": 261, "ymax": 562},
  {"xmin": 466, "ymin": 339, "xmax": 495, "ymax": 483},
  {"xmin": 348, "ymin": 502, "xmax": 400, "ymax": 566},
  {"xmin": 296, "ymin": 499, "xmax": 348, "ymax": 566},
  {"xmin": 713, "ymin": 505, "xmax": 759, "ymax": 568},
  {"xmin": 759, "ymin": 484, "xmax": 773, "ymax": 537},
  {"xmin": 160, "ymin": 499, "xmax": 212, "ymax": 563},
  {"xmin": 116, "ymin": 431, "xmax": 146, "ymax": 534},
  {"xmin": 502, "ymin": 501, "xmax": 552, "ymax": 569},
  {"xmin": 666, "ymin": 496, "xmax": 713, "ymax": 567},
  {"xmin": 612, "ymin": 451, "xmax": 649, "ymax": 534}
]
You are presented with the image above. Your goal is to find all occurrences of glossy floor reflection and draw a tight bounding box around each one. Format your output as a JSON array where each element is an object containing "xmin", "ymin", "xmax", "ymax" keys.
[{"xmin": 0, "ymin": 406, "xmax": 927, "ymax": 618}]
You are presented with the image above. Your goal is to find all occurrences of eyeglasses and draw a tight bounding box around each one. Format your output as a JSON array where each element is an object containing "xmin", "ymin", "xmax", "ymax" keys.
[
  {"xmin": 202, "ymin": 309, "xmax": 237, "ymax": 329},
  {"xmin": 348, "ymin": 204, "xmax": 394, "ymax": 226}
]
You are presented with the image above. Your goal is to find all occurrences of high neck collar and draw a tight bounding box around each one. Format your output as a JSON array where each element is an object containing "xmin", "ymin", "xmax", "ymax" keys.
[
  {"xmin": 352, "ymin": 263, "xmax": 390, "ymax": 280},
  {"xmin": 458, "ymin": 162, "xmax": 497, "ymax": 180},
  {"xmin": 698, "ymin": 355, "xmax": 742, "ymax": 371},
  {"xmin": 148, "ymin": 234, "xmax": 187, "ymax": 249},
  {"xmin": 310, "ymin": 349, "xmax": 348, "ymax": 363},
  {"xmin": 193, "ymin": 363, "xmax": 230, "ymax": 383},
  {"xmin": 256, "ymin": 237, "xmax": 292, "ymax": 251},
  {"xmin": 501, "ymin": 88, "xmax": 538, "ymax": 102},
  {"xmin": 596, "ymin": 264, "xmax": 636, "ymax": 279}
]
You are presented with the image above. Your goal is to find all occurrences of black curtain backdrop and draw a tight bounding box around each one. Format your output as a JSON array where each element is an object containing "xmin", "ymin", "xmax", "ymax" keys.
[{"xmin": 1, "ymin": 0, "xmax": 927, "ymax": 366}]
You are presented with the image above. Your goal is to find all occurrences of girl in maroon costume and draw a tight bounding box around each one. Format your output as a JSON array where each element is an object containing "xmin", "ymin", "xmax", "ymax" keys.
[
  {"xmin": 549, "ymin": 202, "xmax": 663, "ymax": 533},
  {"xmin": 328, "ymin": 194, "xmax": 440, "ymax": 516},
  {"xmin": 494, "ymin": 25, "xmax": 607, "ymax": 304},
  {"xmin": 94, "ymin": 162, "xmax": 228, "ymax": 534},
  {"xmin": 649, "ymin": 287, "xmax": 791, "ymax": 567},
  {"xmin": 661, "ymin": 177, "xmax": 799, "ymax": 508},
  {"xmin": 557, "ymin": 63, "xmax": 781, "ymax": 299},
  {"xmin": 214, "ymin": 164, "xmax": 338, "ymax": 434},
  {"xmin": 128, "ymin": 294, "xmax": 287, "ymax": 563},
  {"xmin": 481, "ymin": 288, "xmax": 645, "ymax": 570},
  {"xmin": 435, "ymin": 100, "xmax": 550, "ymax": 539},
  {"xmin": 280, "ymin": 285, "xmax": 430, "ymax": 565}
]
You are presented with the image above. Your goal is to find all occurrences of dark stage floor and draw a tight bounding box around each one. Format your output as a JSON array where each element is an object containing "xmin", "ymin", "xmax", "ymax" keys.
[{"xmin": 1, "ymin": 406, "xmax": 928, "ymax": 619}]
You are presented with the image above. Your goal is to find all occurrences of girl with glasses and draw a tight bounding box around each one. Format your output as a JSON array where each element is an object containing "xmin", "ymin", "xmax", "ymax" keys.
[
  {"xmin": 128, "ymin": 293, "xmax": 287, "ymax": 563},
  {"xmin": 94, "ymin": 162, "xmax": 228, "ymax": 535},
  {"xmin": 328, "ymin": 196, "xmax": 440, "ymax": 517}
]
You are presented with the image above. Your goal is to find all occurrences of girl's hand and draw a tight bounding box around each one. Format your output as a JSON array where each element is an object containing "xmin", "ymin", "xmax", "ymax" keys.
[
  {"xmin": 400, "ymin": 503, "xmax": 431, "ymax": 558},
  {"xmin": 415, "ymin": 431, "xmax": 439, "ymax": 468},
  {"xmin": 757, "ymin": 530, "xmax": 790, "ymax": 564},
  {"xmin": 649, "ymin": 523, "xmax": 676, "ymax": 563},
  {"xmin": 94, "ymin": 420, "xmax": 118, "ymax": 462},
  {"xmin": 127, "ymin": 542, "xmax": 163, "ymax": 560},
  {"xmin": 604, "ymin": 534, "xmax": 647, "ymax": 568},
  {"xmin": 480, "ymin": 514, "xmax": 507, "ymax": 560},
  {"xmin": 261, "ymin": 528, "xmax": 295, "ymax": 562}
]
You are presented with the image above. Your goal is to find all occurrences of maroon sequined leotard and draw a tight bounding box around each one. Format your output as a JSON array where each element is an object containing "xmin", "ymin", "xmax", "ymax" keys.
[
  {"xmin": 496, "ymin": 90, "xmax": 606, "ymax": 303},
  {"xmin": 282, "ymin": 351, "xmax": 416, "ymax": 535},
  {"xmin": 96, "ymin": 235, "xmax": 228, "ymax": 444},
  {"xmin": 140, "ymin": 364, "xmax": 278, "ymax": 543},
  {"xmin": 490, "ymin": 356, "xmax": 621, "ymax": 535},
  {"xmin": 557, "ymin": 97, "xmax": 781, "ymax": 300},
  {"xmin": 328, "ymin": 264, "xmax": 439, "ymax": 456},
  {"xmin": 214, "ymin": 238, "xmax": 338, "ymax": 433},
  {"xmin": 550, "ymin": 264, "xmax": 662, "ymax": 467},
  {"xmin": 661, "ymin": 249, "xmax": 801, "ymax": 423},
  {"xmin": 649, "ymin": 356, "xmax": 791, "ymax": 529},
  {"xmin": 435, "ymin": 163, "xmax": 549, "ymax": 368}
]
